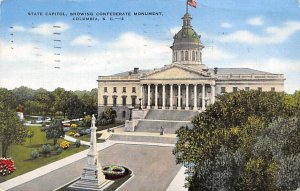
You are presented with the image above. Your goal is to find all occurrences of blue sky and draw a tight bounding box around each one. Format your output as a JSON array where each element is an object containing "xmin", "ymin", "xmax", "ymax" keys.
[{"xmin": 0, "ymin": 0, "xmax": 299, "ymax": 93}]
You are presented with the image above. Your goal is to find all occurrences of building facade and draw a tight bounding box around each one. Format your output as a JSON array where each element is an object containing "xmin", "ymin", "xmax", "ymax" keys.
[{"xmin": 97, "ymin": 13, "xmax": 285, "ymax": 121}]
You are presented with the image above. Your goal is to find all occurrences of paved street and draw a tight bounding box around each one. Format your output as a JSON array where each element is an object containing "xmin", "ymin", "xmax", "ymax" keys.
[{"xmin": 9, "ymin": 144, "xmax": 181, "ymax": 191}]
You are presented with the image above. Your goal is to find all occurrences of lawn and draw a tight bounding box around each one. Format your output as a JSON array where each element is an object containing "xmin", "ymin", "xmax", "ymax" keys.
[
  {"xmin": 77, "ymin": 133, "xmax": 105, "ymax": 143},
  {"xmin": 0, "ymin": 126, "xmax": 87, "ymax": 183}
]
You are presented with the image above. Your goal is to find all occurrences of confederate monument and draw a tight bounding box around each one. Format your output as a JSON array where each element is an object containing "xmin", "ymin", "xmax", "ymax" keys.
[{"xmin": 69, "ymin": 114, "xmax": 111, "ymax": 190}]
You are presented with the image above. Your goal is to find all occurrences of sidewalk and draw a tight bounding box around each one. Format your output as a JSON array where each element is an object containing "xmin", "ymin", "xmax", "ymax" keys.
[{"xmin": 64, "ymin": 135, "xmax": 90, "ymax": 146}]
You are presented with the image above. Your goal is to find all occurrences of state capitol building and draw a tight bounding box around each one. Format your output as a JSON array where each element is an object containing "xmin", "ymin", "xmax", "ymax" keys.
[{"xmin": 97, "ymin": 13, "xmax": 285, "ymax": 121}]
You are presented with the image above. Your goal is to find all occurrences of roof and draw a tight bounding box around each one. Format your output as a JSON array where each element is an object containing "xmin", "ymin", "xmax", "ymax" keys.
[
  {"xmin": 104, "ymin": 66, "xmax": 276, "ymax": 78},
  {"xmin": 210, "ymin": 68, "xmax": 273, "ymax": 75},
  {"xmin": 108, "ymin": 69, "xmax": 153, "ymax": 77}
]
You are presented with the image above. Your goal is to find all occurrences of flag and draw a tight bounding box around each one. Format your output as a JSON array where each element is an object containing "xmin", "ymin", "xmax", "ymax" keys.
[{"xmin": 187, "ymin": 0, "xmax": 197, "ymax": 8}]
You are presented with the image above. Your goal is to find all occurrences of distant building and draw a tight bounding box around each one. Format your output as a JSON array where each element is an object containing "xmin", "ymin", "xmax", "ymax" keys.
[{"xmin": 97, "ymin": 13, "xmax": 285, "ymax": 121}]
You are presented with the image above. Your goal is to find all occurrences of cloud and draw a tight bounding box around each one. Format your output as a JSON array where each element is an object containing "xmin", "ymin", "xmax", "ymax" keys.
[
  {"xmin": 9, "ymin": 25, "xmax": 26, "ymax": 32},
  {"xmin": 247, "ymin": 17, "xmax": 264, "ymax": 26},
  {"xmin": 221, "ymin": 22, "xmax": 232, "ymax": 28},
  {"xmin": 9, "ymin": 22, "xmax": 70, "ymax": 36},
  {"xmin": 168, "ymin": 26, "xmax": 181, "ymax": 35},
  {"xmin": 220, "ymin": 21, "xmax": 300, "ymax": 45},
  {"xmin": 0, "ymin": 32, "xmax": 170, "ymax": 91},
  {"xmin": 71, "ymin": 35, "xmax": 99, "ymax": 46},
  {"xmin": 203, "ymin": 46, "xmax": 236, "ymax": 61}
]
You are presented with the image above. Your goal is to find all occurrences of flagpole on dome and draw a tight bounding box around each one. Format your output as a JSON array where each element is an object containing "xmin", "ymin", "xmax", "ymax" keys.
[{"xmin": 186, "ymin": 0, "xmax": 189, "ymax": 14}]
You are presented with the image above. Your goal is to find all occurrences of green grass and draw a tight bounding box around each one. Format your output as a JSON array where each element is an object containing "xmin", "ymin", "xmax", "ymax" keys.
[
  {"xmin": 78, "ymin": 134, "xmax": 105, "ymax": 143},
  {"xmin": 97, "ymin": 122, "xmax": 124, "ymax": 132},
  {"xmin": 0, "ymin": 126, "xmax": 87, "ymax": 183}
]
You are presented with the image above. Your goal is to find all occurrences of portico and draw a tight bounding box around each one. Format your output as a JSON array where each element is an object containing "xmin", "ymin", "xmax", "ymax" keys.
[{"xmin": 141, "ymin": 82, "xmax": 215, "ymax": 111}]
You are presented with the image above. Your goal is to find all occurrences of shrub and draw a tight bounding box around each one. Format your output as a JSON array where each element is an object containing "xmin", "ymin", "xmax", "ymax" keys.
[
  {"xmin": 78, "ymin": 121, "xmax": 84, "ymax": 127},
  {"xmin": 42, "ymin": 122, "xmax": 47, "ymax": 127},
  {"xmin": 31, "ymin": 150, "xmax": 39, "ymax": 159},
  {"xmin": 60, "ymin": 141, "xmax": 70, "ymax": 149},
  {"xmin": 63, "ymin": 127, "xmax": 70, "ymax": 132},
  {"xmin": 75, "ymin": 139, "xmax": 81, "ymax": 148},
  {"xmin": 56, "ymin": 148, "xmax": 63, "ymax": 155},
  {"xmin": 41, "ymin": 144, "xmax": 51, "ymax": 156},
  {"xmin": 78, "ymin": 128, "xmax": 88, "ymax": 136},
  {"xmin": 54, "ymin": 144, "xmax": 60, "ymax": 150},
  {"xmin": 71, "ymin": 124, "xmax": 78, "ymax": 128},
  {"xmin": 85, "ymin": 128, "xmax": 91, "ymax": 134},
  {"xmin": 68, "ymin": 131, "xmax": 75, "ymax": 136},
  {"xmin": 41, "ymin": 126, "xmax": 49, "ymax": 132},
  {"xmin": 0, "ymin": 158, "xmax": 16, "ymax": 176}
]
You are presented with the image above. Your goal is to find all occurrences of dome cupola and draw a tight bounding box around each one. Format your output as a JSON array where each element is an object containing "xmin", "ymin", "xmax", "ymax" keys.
[{"xmin": 171, "ymin": 13, "xmax": 205, "ymax": 65}]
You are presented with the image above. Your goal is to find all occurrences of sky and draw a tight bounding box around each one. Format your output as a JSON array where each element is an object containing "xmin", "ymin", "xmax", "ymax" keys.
[{"xmin": 0, "ymin": 0, "xmax": 299, "ymax": 93}]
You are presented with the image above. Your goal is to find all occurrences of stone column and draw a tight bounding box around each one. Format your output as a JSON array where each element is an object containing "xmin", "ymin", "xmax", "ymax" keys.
[
  {"xmin": 185, "ymin": 84, "xmax": 189, "ymax": 110},
  {"xmin": 154, "ymin": 84, "xmax": 158, "ymax": 109},
  {"xmin": 202, "ymin": 84, "xmax": 206, "ymax": 111},
  {"xmin": 211, "ymin": 84, "xmax": 216, "ymax": 104},
  {"xmin": 170, "ymin": 84, "xmax": 173, "ymax": 110},
  {"xmin": 177, "ymin": 84, "xmax": 181, "ymax": 110},
  {"xmin": 147, "ymin": 84, "xmax": 151, "ymax": 109},
  {"xmin": 162, "ymin": 84, "xmax": 166, "ymax": 109},
  {"xmin": 140, "ymin": 85, "xmax": 143, "ymax": 109},
  {"xmin": 194, "ymin": 84, "xmax": 198, "ymax": 111}
]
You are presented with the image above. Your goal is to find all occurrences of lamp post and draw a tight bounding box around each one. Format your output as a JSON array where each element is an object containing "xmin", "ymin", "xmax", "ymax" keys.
[
  {"xmin": 128, "ymin": 106, "xmax": 134, "ymax": 121},
  {"xmin": 139, "ymin": 98, "xmax": 142, "ymax": 110}
]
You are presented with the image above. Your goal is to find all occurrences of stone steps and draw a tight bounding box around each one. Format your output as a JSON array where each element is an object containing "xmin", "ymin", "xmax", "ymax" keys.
[
  {"xmin": 144, "ymin": 109, "xmax": 198, "ymax": 121},
  {"xmin": 135, "ymin": 120, "xmax": 192, "ymax": 134}
]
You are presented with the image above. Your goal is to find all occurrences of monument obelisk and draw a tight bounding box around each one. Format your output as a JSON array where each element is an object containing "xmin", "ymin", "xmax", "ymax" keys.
[{"xmin": 69, "ymin": 114, "xmax": 111, "ymax": 190}]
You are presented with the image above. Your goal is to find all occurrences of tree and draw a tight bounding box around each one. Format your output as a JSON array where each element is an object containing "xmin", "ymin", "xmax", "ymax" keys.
[
  {"xmin": 0, "ymin": 88, "xmax": 27, "ymax": 157},
  {"xmin": 45, "ymin": 119, "xmax": 64, "ymax": 145},
  {"xmin": 174, "ymin": 90, "xmax": 298, "ymax": 191},
  {"xmin": 27, "ymin": 129, "xmax": 35, "ymax": 144},
  {"xmin": 65, "ymin": 93, "xmax": 83, "ymax": 119},
  {"xmin": 12, "ymin": 86, "xmax": 35, "ymax": 105},
  {"xmin": 80, "ymin": 89, "xmax": 97, "ymax": 115}
]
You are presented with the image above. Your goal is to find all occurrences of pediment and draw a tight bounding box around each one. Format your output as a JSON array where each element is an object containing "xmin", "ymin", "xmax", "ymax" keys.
[{"xmin": 142, "ymin": 64, "xmax": 210, "ymax": 79}]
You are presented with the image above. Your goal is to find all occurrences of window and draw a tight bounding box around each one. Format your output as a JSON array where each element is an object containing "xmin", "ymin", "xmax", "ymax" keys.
[
  {"xmin": 181, "ymin": 51, "xmax": 184, "ymax": 61},
  {"xmin": 131, "ymin": 96, "xmax": 136, "ymax": 106},
  {"xmin": 103, "ymin": 96, "xmax": 108, "ymax": 106},
  {"xmin": 258, "ymin": 87, "xmax": 262, "ymax": 92},
  {"xmin": 245, "ymin": 87, "xmax": 250, "ymax": 91},
  {"xmin": 196, "ymin": 51, "xmax": 198, "ymax": 61},
  {"xmin": 132, "ymin": 87, "xmax": 136, "ymax": 93},
  {"xmin": 113, "ymin": 87, "xmax": 117, "ymax": 93},
  {"xmin": 221, "ymin": 87, "xmax": 226, "ymax": 93},
  {"xmin": 185, "ymin": 51, "xmax": 189, "ymax": 61},
  {"xmin": 113, "ymin": 96, "xmax": 117, "ymax": 106},
  {"xmin": 192, "ymin": 51, "xmax": 195, "ymax": 61},
  {"xmin": 122, "ymin": 96, "xmax": 127, "ymax": 106},
  {"xmin": 122, "ymin": 87, "xmax": 126, "ymax": 93},
  {"xmin": 104, "ymin": 87, "xmax": 108, "ymax": 93},
  {"xmin": 271, "ymin": 87, "xmax": 275, "ymax": 92},
  {"xmin": 175, "ymin": 52, "xmax": 178, "ymax": 61},
  {"xmin": 207, "ymin": 86, "xmax": 211, "ymax": 93},
  {"xmin": 122, "ymin": 111, "xmax": 126, "ymax": 118},
  {"xmin": 233, "ymin": 87, "xmax": 238, "ymax": 92}
]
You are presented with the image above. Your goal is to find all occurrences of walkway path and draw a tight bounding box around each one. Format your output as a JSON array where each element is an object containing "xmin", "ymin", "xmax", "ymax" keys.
[
  {"xmin": 0, "ymin": 140, "xmax": 186, "ymax": 191},
  {"xmin": 64, "ymin": 135, "xmax": 90, "ymax": 146}
]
